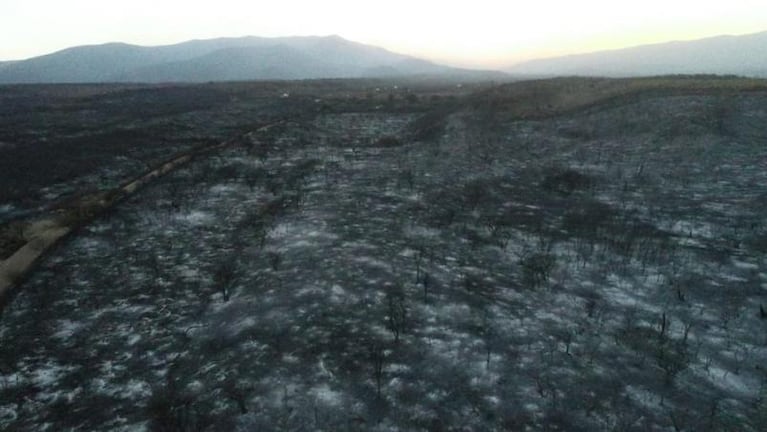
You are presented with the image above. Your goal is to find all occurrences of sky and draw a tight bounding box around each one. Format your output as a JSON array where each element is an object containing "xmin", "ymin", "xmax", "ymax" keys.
[{"xmin": 2, "ymin": 0, "xmax": 766, "ymax": 68}]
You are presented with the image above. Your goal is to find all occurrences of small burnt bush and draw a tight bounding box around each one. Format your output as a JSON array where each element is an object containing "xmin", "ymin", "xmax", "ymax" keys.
[
  {"xmin": 213, "ymin": 260, "xmax": 237, "ymax": 302},
  {"xmin": 0, "ymin": 222, "xmax": 26, "ymax": 260},
  {"xmin": 147, "ymin": 385, "xmax": 212, "ymax": 432},
  {"xmin": 374, "ymin": 135, "xmax": 403, "ymax": 147},
  {"xmin": 519, "ymin": 253, "xmax": 556, "ymax": 288},
  {"xmin": 408, "ymin": 109, "xmax": 450, "ymax": 142},
  {"xmin": 542, "ymin": 168, "xmax": 593, "ymax": 196},
  {"xmin": 561, "ymin": 201, "xmax": 616, "ymax": 237}
]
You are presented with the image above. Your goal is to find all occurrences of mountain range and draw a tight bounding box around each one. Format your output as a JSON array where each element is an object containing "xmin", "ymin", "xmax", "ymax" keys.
[
  {"xmin": 0, "ymin": 35, "xmax": 502, "ymax": 84},
  {"xmin": 2, "ymin": 31, "xmax": 766, "ymax": 84},
  {"xmin": 508, "ymin": 31, "xmax": 767, "ymax": 78}
]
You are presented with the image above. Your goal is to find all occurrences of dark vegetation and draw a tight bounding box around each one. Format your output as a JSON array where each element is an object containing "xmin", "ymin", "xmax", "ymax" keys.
[{"xmin": 1, "ymin": 76, "xmax": 767, "ymax": 431}]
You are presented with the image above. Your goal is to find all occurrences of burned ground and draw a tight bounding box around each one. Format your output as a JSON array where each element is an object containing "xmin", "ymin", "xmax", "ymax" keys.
[{"xmin": 1, "ymin": 77, "xmax": 766, "ymax": 431}]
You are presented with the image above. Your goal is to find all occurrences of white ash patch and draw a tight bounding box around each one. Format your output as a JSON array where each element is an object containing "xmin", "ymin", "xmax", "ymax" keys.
[
  {"xmin": 0, "ymin": 405, "xmax": 18, "ymax": 423},
  {"xmin": 267, "ymin": 222, "xmax": 291, "ymax": 239},
  {"xmin": 295, "ymin": 285, "xmax": 326, "ymax": 297},
  {"xmin": 351, "ymin": 256, "xmax": 391, "ymax": 271},
  {"xmin": 209, "ymin": 184, "xmax": 241, "ymax": 195},
  {"xmin": 330, "ymin": 284, "xmax": 346, "ymax": 298},
  {"xmin": 602, "ymin": 274, "xmax": 662, "ymax": 313},
  {"xmin": 176, "ymin": 210, "xmax": 214, "ymax": 226},
  {"xmin": 52, "ymin": 319, "xmax": 85, "ymax": 341},
  {"xmin": 127, "ymin": 334, "xmax": 142, "ymax": 346},
  {"xmin": 624, "ymin": 385, "xmax": 662, "ymax": 410},
  {"xmin": 112, "ymin": 421, "xmax": 148, "ymax": 432},
  {"xmin": 732, "ymin": 259, "xmax": 758, "ymax": 270},
  {"xmin": 31, "ymin": 362, "xmax": 76, "ymax": 388},
  {"xmin": 669, "ymin": 220, "xmax": 714, "ymax": 238},
  {"xmin": 176, "ymin": 265, "xmax": 201, "ymax": 281},
  {"xmin": 121, "ymin": 380, "xmax": 152, "ymax": 399},
  {"xmin": 721, "ymin": 273, "xmax": 748, "ymax": 283},
  {"xmin": 310, "ymin": 384, "xmax": 343, "ymax": 407},
  {"xmin": 231, "ymin": 316, "xmax": 258, "ymax": 335},
  {"xmin": 282, "ymin": 353, "xmax": 300, "ymax": 364},
  {"xmin": 697, "ymin": 365, "xmax": 758, "ymax": 396},
  {"xmin": 403, "ymin": 225, "xmax": 441, "ymax": 239},
  {"xmin": 0, "ymin": 372, "xmax": 22, "ymax": 389}
]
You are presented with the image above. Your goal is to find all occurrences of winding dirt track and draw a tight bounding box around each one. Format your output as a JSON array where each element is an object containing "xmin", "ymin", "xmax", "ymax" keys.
[{"xmin": 0, "ymin": 121, "xmax": 282, "ymax": 310}]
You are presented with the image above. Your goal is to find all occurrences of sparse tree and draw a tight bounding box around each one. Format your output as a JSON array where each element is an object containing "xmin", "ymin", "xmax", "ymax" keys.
[
  {"xmin": 519, "ymin": 252, "xmax": 556, "ymax": 289},
  {"xmin": 386, "ymin": 288, "xmax": 408, "ymax": 343},
  {"xmin": 369, "ymin": 342, "xmax": 386, "ymax": 399},
  {"xmin": 221, "ymin": 378, "xmax": 250, "ymax": 415},
  {"xmin": 268, "ymin": 251, "xmax": 282, "ymax": 271},
  {"xmin": 213, "ymin": 260, "xmax": 237, "ymax": 302}
]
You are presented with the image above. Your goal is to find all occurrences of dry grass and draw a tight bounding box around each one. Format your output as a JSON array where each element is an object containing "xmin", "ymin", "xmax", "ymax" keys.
[
  {"xmin": 471, "ymin": 75, "xmax": 767, "ymax": 119},
  {"xmin": 0, "ymin": 120, "xmax": 281, "ymax": 309},
  {"xmin": 0, "ymin": 222, "xmax": 26, "ymax": 260},
  {"xmin": 0, "ymin": 224, "xmax": 71, "ymax": 298}
]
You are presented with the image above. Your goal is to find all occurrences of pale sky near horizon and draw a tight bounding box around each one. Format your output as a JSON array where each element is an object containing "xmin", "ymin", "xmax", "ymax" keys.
[{"xmin": 2, "ymin": 0, "xmax": 766, "ymax": 67}]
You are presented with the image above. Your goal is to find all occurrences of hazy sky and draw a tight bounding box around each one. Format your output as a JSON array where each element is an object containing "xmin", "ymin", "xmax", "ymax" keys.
[{"xmin": 2, "ymin": 0, "xmax": 766, "ymax": 67}]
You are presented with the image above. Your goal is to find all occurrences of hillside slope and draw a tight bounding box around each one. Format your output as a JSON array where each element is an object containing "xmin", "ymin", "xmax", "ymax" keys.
[
  {"xmin": 0, "ymin": 35, "xmax": 500, "ymax": 83},
  {"xmin": 509, "ymin": 31, "xmax": 767, "ymax": 77}
]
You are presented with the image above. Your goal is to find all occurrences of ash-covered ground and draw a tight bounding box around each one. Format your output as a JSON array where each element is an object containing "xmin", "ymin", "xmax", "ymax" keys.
[{"xmin": 1, "ymin": 78, "xmax": 766, "ymax": 431}]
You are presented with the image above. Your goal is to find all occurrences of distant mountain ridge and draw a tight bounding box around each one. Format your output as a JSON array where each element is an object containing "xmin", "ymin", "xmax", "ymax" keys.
[
  {"xmin": 0, "ymin": 35, "xmax": 502, "ymax": 83},
  {"xmin": 508, "ymin": 31, "xmax": 767, "ymax": 78}
]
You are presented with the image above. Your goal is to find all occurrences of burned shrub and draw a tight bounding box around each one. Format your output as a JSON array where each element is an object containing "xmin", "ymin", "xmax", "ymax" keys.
[
  {"xmin": 0, "ymin": 222, "xmax": 26, "ymax": 260},
  {"xmin": 557, "ymin": 124, "xmax": 595, "ymax": 140},
  {"xmin": 212, "ymin": 163, "xmax": 241, "ymax": 183},
  {"xmin": 460, "ymin": 178, "xmax": 496, "ymax": 211},
  {"xmin": 542, "ymin": 168, "xmax": 593, "ymax": 196},
  {"xmin": 419, "ymin": 189, "xmax": 463, "ymax": 228},
  {"xmin": 374, "ymin": 135, "xmax": 403, "ymax": 148},
  {"xmin": 385, "ymin": 287, "xmax": 408, "ymax": 343},
  {"xmin": 519, "ymin": 253, "xmax": 556, "ymax": 288},
  {"xmin": 213, "ymin": 260, "xmax": 237, "ymax": 302},
  {"xmin": 615, "ymin": 317, "xmax": 691, "ymax": 386},
  {"xmin": 267, "ymin": 251, "xmax": 282, "ymax": 271},
  {"xmin": 748, "ymin": 231, "xmax": 767, "ymax": 254},
  {"xmin": 561, "ymin": 201, "xmax": 616, "ymax": 237},
  {"xmin": 147, "ymin": 363, "xmax": 213, "ymax": 432},
  {"xmin": 408, "ymin": 109, "xmax": 451, "ymax": 142},
  {"xmin": 242, "ymin": 166, "xmax": 267, "ymax": 191}
]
